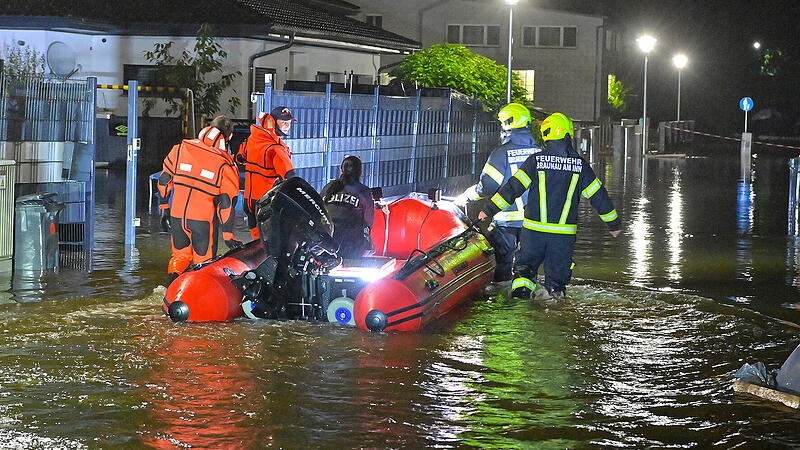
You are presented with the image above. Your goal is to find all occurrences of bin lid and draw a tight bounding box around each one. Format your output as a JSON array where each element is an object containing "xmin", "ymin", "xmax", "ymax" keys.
[{"xmin": 16, "ymin": 192, "xmax": 64, "ymax": 212}]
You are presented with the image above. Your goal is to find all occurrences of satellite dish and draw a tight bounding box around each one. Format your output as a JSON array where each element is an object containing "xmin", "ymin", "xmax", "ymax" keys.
[{"xmin": 46, "ymin": 41, "xmax": 77, "ymax": 79}]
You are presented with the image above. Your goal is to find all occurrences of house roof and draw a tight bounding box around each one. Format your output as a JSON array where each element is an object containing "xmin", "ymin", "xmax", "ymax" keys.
[{"xmin": 0, "ymin": 0, "xmax": 419, "ymax": 52}]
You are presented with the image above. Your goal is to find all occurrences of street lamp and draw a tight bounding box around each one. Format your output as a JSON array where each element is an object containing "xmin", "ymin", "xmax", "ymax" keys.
[
  {"xmin": 505, "ymin": 0, "xmax": 518, "ymax": 104},
  {"xmin": 637, "ymin": 34, "xmax": 657, "ymax": 154},
  {"xmin": 672, "ymin": 54, "xmax": 688, "ymax": 121},
  {"xmin": 753, "ymin": 41, "xmax": 761, "ymax": 50}
]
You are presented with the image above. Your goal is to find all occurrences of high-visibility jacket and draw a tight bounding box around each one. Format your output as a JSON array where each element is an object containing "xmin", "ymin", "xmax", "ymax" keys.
[
  {"xmin": 486, "ymin": 138, "xmax": 621, "ymax": 234},
  {"xmin": 158, "ymin": 126, "xmax": 239, "ymax": 245},
  {"xmin": 237, "ymin": 115, "xmax": 294, "ymax": 204},
  {"xmin": 476, "ymin": 127, "xmax": 541, "ymax": 227}
]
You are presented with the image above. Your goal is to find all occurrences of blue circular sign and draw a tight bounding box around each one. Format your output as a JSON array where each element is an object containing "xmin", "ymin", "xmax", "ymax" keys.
[
  {"xmin": 740, "ymin": 97, "xmax": 754, "ymax": 112},
  {"xmin": 335, "ymin": 308, "xmax": 352, "ymax": 324}
]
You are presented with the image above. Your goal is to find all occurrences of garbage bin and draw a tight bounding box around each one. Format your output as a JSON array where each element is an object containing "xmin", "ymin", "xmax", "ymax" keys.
[{"xmin": 14, "ymin": 192, "xmax": 64, "ymax": 271}]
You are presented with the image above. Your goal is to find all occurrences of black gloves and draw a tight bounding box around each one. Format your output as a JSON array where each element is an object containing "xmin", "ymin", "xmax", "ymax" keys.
[
  {"xmin": 225, "ymin": 239, "xmax": 244, "ymax": 250},
  {"xmin": 465, "ymin": 198, "xmax": 495, "ymax": 225}
]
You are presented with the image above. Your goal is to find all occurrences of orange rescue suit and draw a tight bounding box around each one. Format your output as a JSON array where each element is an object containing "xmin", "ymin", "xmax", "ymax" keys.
[
  {"xmin": 159, "ymin": 126, "xmax": 239, "ymax": 275},
  {"xmin": 236, "ymin": 113, "xmax": 294, "ymax": 239}
]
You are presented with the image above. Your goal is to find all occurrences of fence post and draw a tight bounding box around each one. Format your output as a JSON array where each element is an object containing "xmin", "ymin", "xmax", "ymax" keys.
[
  {"xmin": 124, "ymin": 79, "xmax": 138, "ymax": 252},
  {"xmin": 371, "ymin": 86, "xmax": 379, "ymax": 187},
  {"xmin": 443, "ymin": 90, "xmax": 452, "ymax": 182},
  {"xmin": 86, "ymin": 77, "xmax": 97, "ymax": 268},
  {"xmin": 471, "ymin": 95, "xmax": 478, "ymax": 175},
  {"xmin": 408, "ymin": 89, "xmax": 421, "ymax": 190},
  {"xmin": 323, "ymin": 83, "xmax": 332, "ymax": 184},
  {"xmin": 263, "ymin": 74, "xmax": 272, "ymax": 117},
  {"xmin": 789, "ymin": 157, "xmax": 800, "ymax": 235}
]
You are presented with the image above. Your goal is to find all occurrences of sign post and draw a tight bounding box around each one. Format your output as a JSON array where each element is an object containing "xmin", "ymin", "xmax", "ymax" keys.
[
  {"xmin": 740, "ymin": 97, "xmax": 754, "ymax": 183},
  {"xmin": 740, "ymin": 97, "xmax": 753, "ymax": 132}
]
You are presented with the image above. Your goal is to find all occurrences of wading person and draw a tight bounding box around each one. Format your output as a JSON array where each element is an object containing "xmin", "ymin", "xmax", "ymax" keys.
[
  {"xmin": 158, "ymin": 115, "xmax": 242, "ymax": 286},
  {"xmin": 237, "ymin": 106, "xmax": 297, "ymax": 240},
  {"xmin": 468, "ymin": 112, "xmax": 622, "ymax": 299},
  {"xmin": 321, "ymin": 155, "xmax": 375, "ymax": 259},
  {"xmin": 471, "ymin": 103, "xmax": 541, "ymax": 281}
]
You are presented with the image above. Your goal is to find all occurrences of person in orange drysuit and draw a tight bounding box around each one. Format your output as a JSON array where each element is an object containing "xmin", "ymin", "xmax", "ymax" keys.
[
  {"xmin": 158, "ymin": 115, "xmax": 242, "ymax": 286},
  {"xmin": 236, "ymin": 106, "xmax": 297, "ymax": 240}
]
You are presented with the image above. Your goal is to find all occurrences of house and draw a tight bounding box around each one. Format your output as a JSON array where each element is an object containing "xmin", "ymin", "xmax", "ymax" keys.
[
  {"xmin": 0, "ymin": 0, "xmax": 420, "ymax": 118},
  {"xmin": 348, "ymin": 0, "xmax": 620, "ymax": 121}
]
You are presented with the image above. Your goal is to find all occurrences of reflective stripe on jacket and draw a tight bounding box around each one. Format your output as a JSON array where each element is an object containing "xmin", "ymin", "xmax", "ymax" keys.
[
  {"xmin": 488, "ymin": 138, "xmax": 621, "ymax": 234},
  {"xmin": 476, "ymin": 127, "xmax": 541, "ymax": 227}
]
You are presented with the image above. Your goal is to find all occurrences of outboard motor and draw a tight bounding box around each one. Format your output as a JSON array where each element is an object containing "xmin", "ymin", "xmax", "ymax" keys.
[{"xmin": 232, "ymin": 177, "xmax": 340, "ymax": 320}]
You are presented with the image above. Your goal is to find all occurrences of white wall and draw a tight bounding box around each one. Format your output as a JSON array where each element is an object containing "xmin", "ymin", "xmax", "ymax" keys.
[
  {"xmin": 1, "ymin": 29, "xmax": 381, "ymax": 118},
  {"xmin": 349, "ymin": 0, "xmax": 605, "ymax": 120}
]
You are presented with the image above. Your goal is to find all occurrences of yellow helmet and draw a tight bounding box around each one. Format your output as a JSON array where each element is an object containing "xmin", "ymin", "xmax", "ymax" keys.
[
  {"xmin": 541, "ymin": 112, "xmax": 574, "ymax": 141},
  {"xmin": 498, "ymin": 103, "xmax": 531, "ymax": 130}
]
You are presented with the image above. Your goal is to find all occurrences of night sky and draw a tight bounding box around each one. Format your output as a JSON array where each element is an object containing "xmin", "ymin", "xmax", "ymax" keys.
[{"xmin": 596, "ymin": 0, "xmax": 800, "ymax": 134}]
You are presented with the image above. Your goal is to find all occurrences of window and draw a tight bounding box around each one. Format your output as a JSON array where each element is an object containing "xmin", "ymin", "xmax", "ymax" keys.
[
  {"xmin": 366, "ymin": 14, "xmax": 382, "ymax": 29},
  {"xmin": 123, "ymin": 64, "xmax": 194, "ymax": 96},
  {"xmin": 605, "ymin": 30, "xmax": 616, "ymax": 51},
  {"xmin": 253, "ymin": 67, "xmax": 277, "ymax": 93},
  {"xmin": 513, "ymin": 69, "xmax": 535, "ymax": 101},
  {"xmin": 446, "ymin": 24, "xmax": 501, "ymax": 47},
  {"xmin": 521, "ymin": 26, "xmax": 578, "ymax": 48}
]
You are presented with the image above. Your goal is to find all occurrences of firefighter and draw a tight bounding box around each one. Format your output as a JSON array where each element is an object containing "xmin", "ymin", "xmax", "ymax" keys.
[
  {"xmin": 468, "ymin": 112, "xmax": 622, "ymax": 299},
  {"xmin": 158, "ymin": 115, "xmax": 242, "ymax": 286},
  {"xmin": 320, "ymin": 155, "xmax": 375, "ymax": 259},
  {"xmin": 470, "ymin": 103, "xmax": 541, "ymax": 281},
  {"xmin": 237, "ymin": 106, "xmax": 297, "ymax": 240}
]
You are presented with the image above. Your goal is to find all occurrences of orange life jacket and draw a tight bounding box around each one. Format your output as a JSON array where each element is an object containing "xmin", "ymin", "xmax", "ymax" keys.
[
  {"xmin": 159, "ymin": 127, "xmax": 239, "ymax": 242},
  {"xmin": 237, "ymin": 114, "xmax": 294, "ymax": 203}
]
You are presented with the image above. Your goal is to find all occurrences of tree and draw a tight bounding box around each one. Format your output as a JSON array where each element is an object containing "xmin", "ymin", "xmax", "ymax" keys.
[
  {"xmin": 607, "ymin": 74, "xmax": 630, "ymax": 116},
  {"xmin": 389, "ymin": 44, "xmax": 528, "ymax": 110},
  {"xmin": 143, "ymin": 24, "xmax": 241, "ymax": 117},
  {"xmin": 1, "ymin": 44, "xmax": 46, "ymax": 81}
]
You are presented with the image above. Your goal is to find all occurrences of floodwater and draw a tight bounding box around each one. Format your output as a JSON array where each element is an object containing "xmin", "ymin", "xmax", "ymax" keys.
[{"xmin": 2, "ymin": 145, "xmax": 800, "ymax": 448}]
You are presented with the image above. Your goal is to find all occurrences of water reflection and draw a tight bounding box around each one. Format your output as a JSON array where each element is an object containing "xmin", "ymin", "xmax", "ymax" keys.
[
  {"xmin": 627, "ymin": 195, "xmax": 652, "ymax": 286},
  {"xmin": 736, "ymin": 181, "xmax": 755, "ymax": 283},
  {"xmin": 666, "ymin": 167, "xmax": 684, "ymax": 282},
  {"xmin": 140, "ymin": 327, "xmax": 260, "ymax": 448}
]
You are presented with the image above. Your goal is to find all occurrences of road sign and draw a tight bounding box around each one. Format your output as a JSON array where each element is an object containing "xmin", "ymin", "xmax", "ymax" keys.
[{"xmin": 740, "ymin": 97, "xmax": 754, "ymax": 112}]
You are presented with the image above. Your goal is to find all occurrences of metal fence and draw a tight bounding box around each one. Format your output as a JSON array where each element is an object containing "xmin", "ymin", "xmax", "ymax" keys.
[
  {"xmin": 255, "ymin": 84, "xmax": 500, "ymax": 196},
  {"xmin": 0, "ymin": 75, "xmax": 96, "ymax": 270}
]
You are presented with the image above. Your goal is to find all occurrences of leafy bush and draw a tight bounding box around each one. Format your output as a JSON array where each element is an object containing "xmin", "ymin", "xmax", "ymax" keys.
[
  {"xmin": 143, "ymin": 24, "xmax": 241, "ymax": 117},
  {"xmin": 389, "ymin": 44, "xmax": 529, "ymax": 110},
  {"xmin": 2, "ymin": 44, "xmax": 46, "ymax": 81}
]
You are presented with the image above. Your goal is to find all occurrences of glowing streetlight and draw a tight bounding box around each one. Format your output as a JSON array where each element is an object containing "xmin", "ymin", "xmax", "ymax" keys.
[
  {"xmin": 637, "ymin": 35, "xmax": 657, "ymax": 154},
  {"xmin": 753, "ymin": 41, "xmax": 761, "ymax": 50},
  {"xmin": 672, "ymin": 54, "xmax": 688, "ymax": 121},
  {"xmin": 505, "ymin": 0, "xmax": 519, "ymax": 103}
]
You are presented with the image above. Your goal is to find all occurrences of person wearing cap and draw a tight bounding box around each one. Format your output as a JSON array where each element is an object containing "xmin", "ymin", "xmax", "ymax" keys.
[
  {"xmin": 237, "ymin": 106, "xmax": 298, "ymax": 240},
  {"xmin": 320, "ymin": 155, "xmax": 375, "ymax": 259},
  {"xmin": 158, "ymin": 115, "xmax": 242, "ymax": 286},
  {"xmin": 468, "ymin": 103, "xmax": 541, "ymax": 282},
  {"xmin": 468, "ymin": 112, "xmax": 622, "ymax": 300}
]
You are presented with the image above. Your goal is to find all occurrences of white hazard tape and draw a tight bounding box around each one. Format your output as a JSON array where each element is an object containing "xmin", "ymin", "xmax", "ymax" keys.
[{"xmin": 667, "ymin": 126, "xmax": 800, "ymax": 150}]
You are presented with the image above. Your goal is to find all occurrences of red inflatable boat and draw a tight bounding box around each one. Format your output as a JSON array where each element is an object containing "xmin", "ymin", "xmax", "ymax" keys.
[{"xmin": 162, "ymin": 195, "xmax": 495, "ymax": 331}]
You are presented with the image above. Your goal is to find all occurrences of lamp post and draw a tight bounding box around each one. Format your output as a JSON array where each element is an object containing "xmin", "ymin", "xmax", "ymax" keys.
[
  {"xmin": 637, "ymin": 35, "xmax": 656, "ymax": 154},
  {"xmin": 672, "ymin": 54, "xmax": 688, "ymax": 121},
  {"xmin": 505, "ymin": 0, "xmax": 518, "ymax": 104}
]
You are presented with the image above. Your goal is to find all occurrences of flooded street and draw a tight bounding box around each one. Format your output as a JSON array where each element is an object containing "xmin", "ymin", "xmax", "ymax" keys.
[{"xmin": 2, "ymin": 145, "xmax": 800, "ymax": 448}]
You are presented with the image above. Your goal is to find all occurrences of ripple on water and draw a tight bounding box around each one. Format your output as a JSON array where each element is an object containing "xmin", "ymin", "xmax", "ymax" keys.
[{"xmin": 0, "ymin": 281, "xmax": 798, "ymax": 447}]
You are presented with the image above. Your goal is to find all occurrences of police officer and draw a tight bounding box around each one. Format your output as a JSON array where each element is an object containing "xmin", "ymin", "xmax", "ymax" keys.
[
  {"xmin": 320, "ymin": 155, "xmax": 375, "ymax": 259},
  {"xmin": 158, "ymin": 115, "xmax": 242, "ymax": 286},
  {"xmin": 471, "ymin": 103, "xmax": 541, "ymax": 281},
  {"xmin": 237, "ymin": 106, "xmax": 297, "ymax": 240},
  {"xmin": 469, "ymin": 112, "xmax": 622, "ymax": 299}
]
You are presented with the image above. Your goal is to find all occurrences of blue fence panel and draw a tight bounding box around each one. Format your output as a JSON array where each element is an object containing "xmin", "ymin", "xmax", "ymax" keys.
[{"xmin": 255, "ymin": 85, "xmax": 499, "ymax": 196}]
